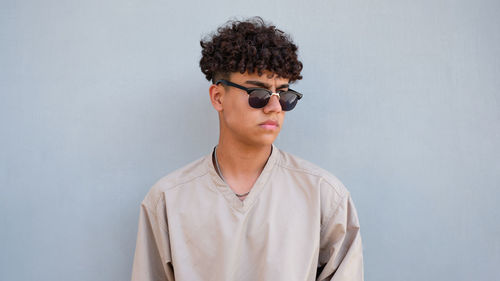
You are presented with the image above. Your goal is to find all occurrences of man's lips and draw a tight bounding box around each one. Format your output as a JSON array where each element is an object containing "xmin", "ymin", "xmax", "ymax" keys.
[{"xmin": 259, "ymin": 120, "xmax": 279, "ymax": 129}]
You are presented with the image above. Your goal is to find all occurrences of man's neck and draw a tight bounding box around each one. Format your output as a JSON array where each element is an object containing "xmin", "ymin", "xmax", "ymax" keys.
[{"xmin": 215, "ymin": 140, "xmax": 272, "ymax": 195}]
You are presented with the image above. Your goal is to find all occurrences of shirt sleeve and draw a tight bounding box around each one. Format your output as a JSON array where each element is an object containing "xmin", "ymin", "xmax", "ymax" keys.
[
  {"xmin": 131, "ymin": 198, "xmax": 175, "ymax": 281},
  {"xmin": 316, "ymin": 188, "xmax": 364, "ymax": 281}
]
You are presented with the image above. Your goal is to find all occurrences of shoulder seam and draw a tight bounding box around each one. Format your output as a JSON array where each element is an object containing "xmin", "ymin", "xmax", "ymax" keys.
[
  {"xmin": 320, "ymin": 177, "xmax": 350, "ymax": 234},
  {"xmin": 150, "ymin": 170, "xmax": 210, "ymax": 211},
  {"xmin": 276, "ymin": 162, "xmax": 343, "ymax": 198},
  {"xmin": 318, "ymin": 176, "xmax": 344, "ymax": 198},
  {"xmin": 276, "ymin": 162, "xmax": 324, "ymax": 177}
]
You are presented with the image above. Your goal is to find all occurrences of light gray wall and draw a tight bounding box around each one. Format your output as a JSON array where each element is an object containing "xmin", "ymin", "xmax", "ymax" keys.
[{"xmin": 1, "ymin": 0, "xmax": 499, "ymax": 280}]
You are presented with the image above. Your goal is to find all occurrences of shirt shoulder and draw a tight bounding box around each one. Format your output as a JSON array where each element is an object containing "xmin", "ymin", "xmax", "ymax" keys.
[
  {"xmin": 142, "ymin": 154, "xmax": 211, "ymax": 209},
  {"xmin": 276, "ymin": 149, "xmax": 349, "ymax": 199}
]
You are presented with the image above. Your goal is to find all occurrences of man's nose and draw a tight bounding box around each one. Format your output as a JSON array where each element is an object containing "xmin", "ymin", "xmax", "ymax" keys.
[{"xmin": 263, "ymin": 93, "xmax": 282, "ymax": 113}]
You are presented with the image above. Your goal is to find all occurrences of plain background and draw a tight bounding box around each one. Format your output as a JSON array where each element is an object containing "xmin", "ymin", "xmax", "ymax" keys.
[{"xmin": 1, "ymin": 0, "xmax": 499, "ymax": 280}]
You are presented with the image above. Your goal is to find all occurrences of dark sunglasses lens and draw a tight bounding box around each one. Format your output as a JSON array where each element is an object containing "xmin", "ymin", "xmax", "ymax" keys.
[
  {"xmin": 279, "ymin": 91, "xmax": 299, "ymax": 111},
  {"xmin": 248, "ymin": 90, "xmax": 270, "ymax": 108}
]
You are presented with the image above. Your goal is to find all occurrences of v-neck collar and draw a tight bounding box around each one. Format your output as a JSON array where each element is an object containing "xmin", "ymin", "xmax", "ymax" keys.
[{"xmin": 206, "ymin": 144, "xmax": 279, "ymax": 213}]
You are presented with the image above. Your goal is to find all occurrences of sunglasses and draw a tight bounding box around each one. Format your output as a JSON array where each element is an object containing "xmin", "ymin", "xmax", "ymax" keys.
[{"xmin": 215, "ymin": 79, "xmax": 303, "ymax": 111}]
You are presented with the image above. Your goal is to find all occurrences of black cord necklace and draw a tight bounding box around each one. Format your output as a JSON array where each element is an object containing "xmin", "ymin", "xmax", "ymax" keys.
[{"xmin": 213, "ymin": 146, "xmax": 250, "ymax": 198}]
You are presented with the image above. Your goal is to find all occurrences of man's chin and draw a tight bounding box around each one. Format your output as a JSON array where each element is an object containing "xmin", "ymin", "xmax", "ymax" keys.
[{"xmin": 253, "ymin": 133, "xmax": 280, "ymax": 147}]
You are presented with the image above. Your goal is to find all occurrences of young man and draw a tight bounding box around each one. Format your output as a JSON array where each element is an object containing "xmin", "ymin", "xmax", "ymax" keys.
[{"xmin": 131, "ymin": 17, "xmax": 363, "ymax": 281}]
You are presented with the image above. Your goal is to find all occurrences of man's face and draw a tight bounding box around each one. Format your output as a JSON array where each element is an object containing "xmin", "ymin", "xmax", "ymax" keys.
[{"xmin": 215, "ymin": 70, "xmax": 289, "ymax": 147}]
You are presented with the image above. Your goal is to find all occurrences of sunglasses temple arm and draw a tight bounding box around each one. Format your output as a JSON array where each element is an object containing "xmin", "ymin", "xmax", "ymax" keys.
[{"xmin": 216, "ymin": 80, "xmax": 251, "ymax": 93}]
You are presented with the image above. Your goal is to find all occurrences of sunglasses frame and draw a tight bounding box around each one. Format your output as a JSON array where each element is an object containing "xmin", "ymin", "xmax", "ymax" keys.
[{"xmin": 215, "ymin": 79, "xmax": 303, "ymax": 111}]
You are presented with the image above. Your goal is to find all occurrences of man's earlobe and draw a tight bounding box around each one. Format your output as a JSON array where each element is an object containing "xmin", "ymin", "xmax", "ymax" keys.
[{"xmin": 209, "ymin": 84, "xmax": 224, "ymax": 112}]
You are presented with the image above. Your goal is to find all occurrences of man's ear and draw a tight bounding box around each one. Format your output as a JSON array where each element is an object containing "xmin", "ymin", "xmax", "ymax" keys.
[{"xmin": 209, "ymin": 84, "xmax": 224, "ymax": 112}]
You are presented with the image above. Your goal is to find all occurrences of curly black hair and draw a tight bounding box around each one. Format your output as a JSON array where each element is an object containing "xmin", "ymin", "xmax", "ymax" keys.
[{"xmin": 200, "ymin": 17, "xmax": 303, "ymax": 84}]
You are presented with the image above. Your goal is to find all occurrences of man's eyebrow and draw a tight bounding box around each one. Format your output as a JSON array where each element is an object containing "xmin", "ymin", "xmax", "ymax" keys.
[{"xmin": 245, "ymin": 80, "xmax": 289, "ymax": 89}]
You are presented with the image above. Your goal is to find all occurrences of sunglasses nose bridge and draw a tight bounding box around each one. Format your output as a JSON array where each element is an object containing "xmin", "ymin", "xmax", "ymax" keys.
[{"xmin": 263, "ymin": 92, "xmax": 283, "ymax": 112}]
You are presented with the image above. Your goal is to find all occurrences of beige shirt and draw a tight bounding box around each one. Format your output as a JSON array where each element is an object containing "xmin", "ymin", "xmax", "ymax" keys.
[{"xmin": 131, "ymin": 145, "xmax": 363, "ymax": 281}]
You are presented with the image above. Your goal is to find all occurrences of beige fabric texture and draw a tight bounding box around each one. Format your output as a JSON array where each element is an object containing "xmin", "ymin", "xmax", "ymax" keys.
[{"xmin": 131, "ymin": 145, "xmax": 363, "ymax": 281}]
